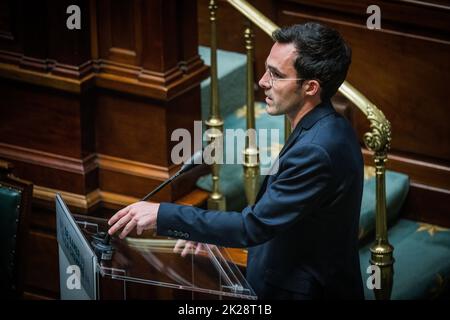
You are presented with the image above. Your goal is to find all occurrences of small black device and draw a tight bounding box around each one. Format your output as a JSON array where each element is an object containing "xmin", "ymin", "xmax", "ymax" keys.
[{"xmin": 91, "ymin": 231, "xmax": 114, "ymax": 261}]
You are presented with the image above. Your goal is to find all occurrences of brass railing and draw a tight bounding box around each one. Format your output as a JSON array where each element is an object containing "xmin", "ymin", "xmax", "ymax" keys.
[
  {"xmin": 205, "ymin": 0, "xmax": 226, "ymax": 210},
  {"xmin": 242, "ymin": 23, "xmax": 260, "ymax": 205},
  {"xmin": 207, "ymin": 0, "xmax": 393, "ymax": 299}
]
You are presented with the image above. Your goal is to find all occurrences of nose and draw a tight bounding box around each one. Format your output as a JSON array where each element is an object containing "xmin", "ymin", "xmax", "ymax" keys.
[{"xmin": 258, "ymin": 70, "xmax": 270, "ymax": 90}]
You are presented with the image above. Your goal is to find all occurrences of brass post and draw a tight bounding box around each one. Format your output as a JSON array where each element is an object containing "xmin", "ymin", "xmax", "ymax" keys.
[
  {"xmin": 364, "ymin": 105, "xmax": 394, "ymax": 300},
  {"xmin": 370, "ymin": 151, "xmax": 394, "ymax": 300},
  {"xmin": 243, "ymin": 23, "xmax": 259, "ymax": 205},
  {"xmin": 206, "ymin": 0, "xmax": 226, "ymax": 210}
]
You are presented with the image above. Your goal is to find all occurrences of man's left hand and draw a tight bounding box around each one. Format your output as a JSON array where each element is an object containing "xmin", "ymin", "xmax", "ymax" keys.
[{"xmin": 107, "ymin": 201, "xmax": 160, "ymax": 239}]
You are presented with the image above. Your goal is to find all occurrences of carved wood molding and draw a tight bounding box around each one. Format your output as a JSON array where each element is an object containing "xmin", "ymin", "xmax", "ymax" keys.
[
  {"xmin": 0, "ymin": 61, "xmax": 95, "ymax": 93},
  {"xmin": 0, "ymin": 143, "xmax": 186, "ymax": 182},
  {"xmin": 97, "ymin": 153, "xmax": 179, "ymax": 181},
  {"xmin": 0, "ymin": 56, "xmax": 209, "ymax": 100},
  {"xmin": 94, "ymin": 62, "xmax": 209, "ymax": 100},
  {"xmin": 0, "ymin": 142, "xmax": 97, "ymax": 175},
  {"xmin": 34, "ymin": 185, "xmax": 101, "ymax": 209},
  {"xmin": 33, "ymin": 185, "xmax": 208, "ymax": 210}
]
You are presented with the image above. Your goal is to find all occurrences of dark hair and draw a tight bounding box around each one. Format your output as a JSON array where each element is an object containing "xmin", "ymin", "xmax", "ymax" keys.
[{"xmin": 272, "ymin": 22, "xmax": 352, "ymax": 101}]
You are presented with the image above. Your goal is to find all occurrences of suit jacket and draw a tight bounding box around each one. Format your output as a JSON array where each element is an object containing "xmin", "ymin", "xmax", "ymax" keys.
[{"xmin": 157, "ymin": 100, "xmax": 365, "ymax": 299}]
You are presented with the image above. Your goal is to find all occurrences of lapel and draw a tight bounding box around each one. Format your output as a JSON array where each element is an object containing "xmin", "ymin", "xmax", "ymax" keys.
[{"xmin": 254, "ymin": 100, "xmax": 335, "ymax": 202}]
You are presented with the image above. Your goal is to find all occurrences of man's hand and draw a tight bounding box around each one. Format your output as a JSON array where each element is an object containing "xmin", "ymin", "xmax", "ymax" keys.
[{"xmin": 107, "ymin": 201, "xmax": 160, "ymax": 239}]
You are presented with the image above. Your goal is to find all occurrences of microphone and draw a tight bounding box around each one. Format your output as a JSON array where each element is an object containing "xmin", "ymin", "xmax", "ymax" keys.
[
  {"xmin": 141, "ymin": 149, "xmax": 204, "ymax": 201},
  {"xmin": 103, "ymin": 233, "xmax": 110, "ymax": 244},
  {"xmin": 92, "ymin": 231, "xmax": 114, "ymax": 260},
  {"xmin": 96, "ymin": 149, "xmax": 205, "ymax": 258},
  {"xmin": 179, "ymin": 148, "xmax": 205, "ymax": 174}
]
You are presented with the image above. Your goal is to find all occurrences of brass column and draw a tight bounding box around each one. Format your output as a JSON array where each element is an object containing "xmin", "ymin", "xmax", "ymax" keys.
[
  {"xmin": 206, "ymin": 0, "xmax": 226, "ymax": 210},
  {"xmin": 365, "ymin": 106, "xmax": 394, "ymax": 300},
  {"xmin": 243, "ymin": 24, "xmax": 259, "ymax": 205},
  {"xmin": 339, "ymin": 82, "xmax": 394, "ymax": 299},
  {"xmin": 370, "ymin": 153, "xmax": 394, "ymax": 300}
]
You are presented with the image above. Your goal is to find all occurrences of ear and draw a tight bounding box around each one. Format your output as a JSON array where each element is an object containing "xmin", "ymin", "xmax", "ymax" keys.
[{"xmin": 304, "ymin": 80, "xmax": 321, "ymax": 97}]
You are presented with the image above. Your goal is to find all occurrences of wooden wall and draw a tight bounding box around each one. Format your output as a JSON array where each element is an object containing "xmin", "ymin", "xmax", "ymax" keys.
[
  {"xmin": 0, "ymin": 0, "xmax": 209, "ymax": 299},
  {"xmin": 198, "ymin": 0, "xmax": 450, "ymax": 227}
]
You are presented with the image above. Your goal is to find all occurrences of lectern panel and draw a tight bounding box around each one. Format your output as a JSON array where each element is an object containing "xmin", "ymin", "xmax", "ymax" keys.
[{"xmin": 56, "ymin": 194, "xmax": 256, "ymax": 300}]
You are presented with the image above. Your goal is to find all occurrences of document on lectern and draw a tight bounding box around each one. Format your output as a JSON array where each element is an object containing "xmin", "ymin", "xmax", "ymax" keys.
[{"xmin": 55, "ymin": 194, "xmax": 257, "ymax": 300}]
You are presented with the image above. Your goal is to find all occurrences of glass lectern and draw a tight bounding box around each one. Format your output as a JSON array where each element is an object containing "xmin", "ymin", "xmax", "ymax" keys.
[{"xmin": 56, "ymin": 194, "xmax": 257, "ymax": 300}]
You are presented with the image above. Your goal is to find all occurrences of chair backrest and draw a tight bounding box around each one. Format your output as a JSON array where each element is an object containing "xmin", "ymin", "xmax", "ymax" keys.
[{"xmin": 0, "ymin": 159, "xmax": 33, "ymax": 298}]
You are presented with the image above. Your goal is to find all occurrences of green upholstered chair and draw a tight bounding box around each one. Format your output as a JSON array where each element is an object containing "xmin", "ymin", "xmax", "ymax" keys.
[{"xmin": 0, "ymin": 160, "xmax": 33, "ymax": 298}]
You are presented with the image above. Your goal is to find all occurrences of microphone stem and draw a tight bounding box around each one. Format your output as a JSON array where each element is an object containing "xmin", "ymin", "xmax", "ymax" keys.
[{"xmin": 141, "ymin": 171, "xmax": 180, "ymax": 202}]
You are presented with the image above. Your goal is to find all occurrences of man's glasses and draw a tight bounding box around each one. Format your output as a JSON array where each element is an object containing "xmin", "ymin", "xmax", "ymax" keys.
[{"xmin": 265, "ymin": 69, "xmax": 305, "ymax": 87}]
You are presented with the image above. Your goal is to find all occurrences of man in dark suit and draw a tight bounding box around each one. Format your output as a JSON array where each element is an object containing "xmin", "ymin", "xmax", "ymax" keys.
[{"xmin": 108, "ymin": 22, "xmax": 364, "ymax": 299}]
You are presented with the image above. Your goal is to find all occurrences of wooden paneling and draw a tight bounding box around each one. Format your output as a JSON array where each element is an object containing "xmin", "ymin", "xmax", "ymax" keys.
[
  {"xmin": 20, "ymin": 1, "xmax": 48, "ymax": 71},
  {"xmin": 96, "ymin": 89, "xmax": 169, "ymax": 165},
  {"xmin": 283, "ymin": 0, "xmax": 450, "ymax": 41},
  {"xmin": 24, "ymin": 230, "xmax": 59, "ymax": 295},
  {"xmin": 166, "ymin": 86, "xmax": 202, "ymax": 159},
  {"xmin": 47, "ymin": 0, "xmax": 93, "ymax": 78},
  {"xmin": 0, "ymin": 80, "xmax": 93, "ymax": 158},
  {"xmin": 140, "ymin": 0, "xmax": 178, "ymax": 73},
  {"xmin": 0, "ymin": 78, "xmax": 98, "ymax": 196},
  {"xmin": 6, "ymin": 159, "xmax": 98, "ymax": 195},
  {"xmin": 0, "ymin": 0, "xmax": 209, "ymax": 210},
  {"xmin": 0, "ymin": 0, "xmax": 24, "ymax": 56},
  {"xmin": 0, "ymin": 1, "xmax": 209, "ymax": 299},
  {"xmin": 0, "ymin": 0, "xmax": 209, "ymax": 100},
  {"xmin": 96, "ymin": 87, "xmax": 205, "ymax": 202},
  {"xmin": 177, "ymin": 0, "xmax": 203, "ymax": 73},
  {"xmin": 0, "ymin": 0, "xmax": 15, "ymax": 41},
  {"xmin": 402, "ymin": 183, "xmax": 450, "ymax": 228},
  {"xmin": 97, "ymin": 0, "xmax": 143, "ymax": 66},
  {"xmin": 95, "ymin": 0, "xmax": 204, "ymax": 90},
  {"xmin": 100, "ymin": 169, "xmax": 172, "ymax": 201}
]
